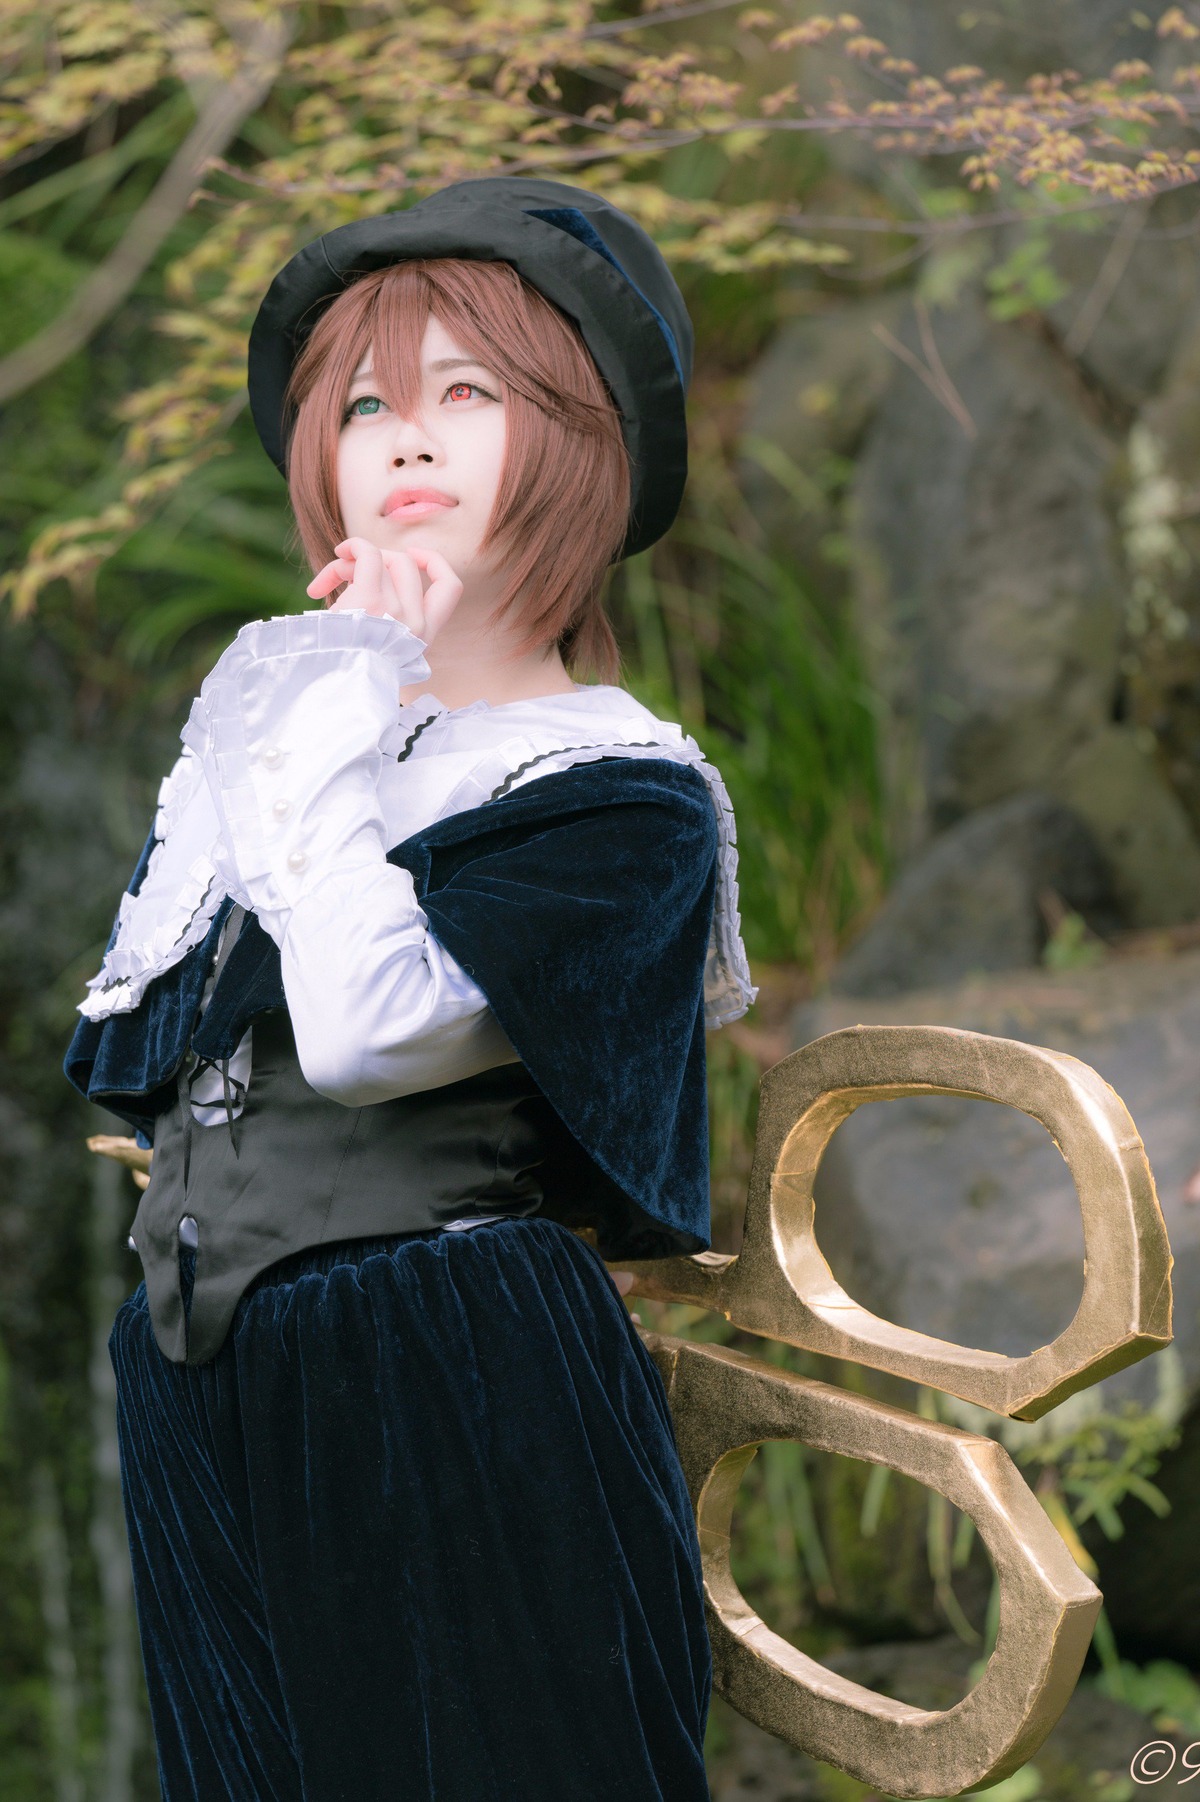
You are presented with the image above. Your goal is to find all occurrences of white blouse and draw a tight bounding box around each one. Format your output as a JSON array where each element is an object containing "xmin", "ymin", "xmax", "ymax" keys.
[{"xmin": 80, "ymin": 609, "xmax": 756, "ymax": 1139}]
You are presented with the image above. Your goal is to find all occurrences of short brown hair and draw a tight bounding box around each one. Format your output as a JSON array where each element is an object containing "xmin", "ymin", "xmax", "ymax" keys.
[{"xmin": 282, "ymin": 256, "xmax": 632, "ymax": 682}]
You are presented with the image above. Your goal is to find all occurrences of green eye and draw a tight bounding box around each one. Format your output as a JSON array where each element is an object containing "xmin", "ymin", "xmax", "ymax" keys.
[{"xmin": 344, "ymin": 394, "xmax": 383, "ymax": 420}]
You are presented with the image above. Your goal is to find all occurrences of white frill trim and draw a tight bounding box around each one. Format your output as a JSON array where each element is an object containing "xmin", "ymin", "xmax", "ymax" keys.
[
  {"xmin": 77, "ymin": 747, "xmax": 224, "ymax": 1021},
  {"xmin": 180, "ymin": 607, "xmax": 429, "ymax": 766},
  {"xmin": 188, "ymin": 607, "xmax": 431, "ymax": 701},
  {"xmin": 78, "ymin": 611, "xmax": 431, "ymax": 1022},
  {"xmin": 180, "ymin": 607, "xmax": 432, "ymax": 910}
]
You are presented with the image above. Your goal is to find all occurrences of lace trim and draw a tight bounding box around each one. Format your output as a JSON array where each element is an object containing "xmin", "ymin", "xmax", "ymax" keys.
[
  {"xmin": 77, "ymin": 747, "xmax": 226, "ymax": 1022},
  {"xmin": 498, "ymin": 739, "xmax": 757, "ymax": 1029},
  {"xmin": 422, "ymin": 722, "xmax": 757, "ymax": 1029},
  {"xmin": 77, "ymin": 854, "xmax": 224, "ymax": 1021},
  {"xmin": 487, "ymin": 739, "xmax": 663, "ymax": 801},
  {"xmin": 78, "ymin": 612, "xmax": 431, "ymax": 1024}
]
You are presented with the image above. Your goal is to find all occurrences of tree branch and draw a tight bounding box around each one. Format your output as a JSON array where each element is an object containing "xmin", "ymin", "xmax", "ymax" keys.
[{"xmin": 0, "ymin": 10, "xmax": 293, "ymax": 407}]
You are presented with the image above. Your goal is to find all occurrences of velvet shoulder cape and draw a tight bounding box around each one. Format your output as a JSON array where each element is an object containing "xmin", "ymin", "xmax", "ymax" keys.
[{"xmin": 65, "ymin": 756, "xmax": 719, "ymax": 1259}]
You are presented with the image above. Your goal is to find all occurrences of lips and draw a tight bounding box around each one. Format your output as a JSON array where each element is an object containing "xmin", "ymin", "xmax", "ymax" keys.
[{"xmin": 382, "ymin": 486, "xmax": 457, "ymax": 518}]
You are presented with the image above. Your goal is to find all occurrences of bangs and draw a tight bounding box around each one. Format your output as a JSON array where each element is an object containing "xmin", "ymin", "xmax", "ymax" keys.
[{"xmin": 282, "ymin": 257, "xmax": 632, "ymax": 683}]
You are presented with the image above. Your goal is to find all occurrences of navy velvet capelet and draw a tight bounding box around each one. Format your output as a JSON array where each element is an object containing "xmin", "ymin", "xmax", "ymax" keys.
[{"xmin": 65, "ymin": 757, "xmax": 720, "ymax": 1260}]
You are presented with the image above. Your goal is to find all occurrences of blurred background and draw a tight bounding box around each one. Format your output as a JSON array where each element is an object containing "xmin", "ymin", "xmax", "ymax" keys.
[{"xmin": 4, "ymin": 2, "xmax": 1200, "ymax": 1798}]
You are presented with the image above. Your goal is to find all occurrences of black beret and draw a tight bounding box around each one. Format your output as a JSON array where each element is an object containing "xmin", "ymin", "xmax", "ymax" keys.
[{"xmin": 247, "ymin": 175, "xmax": 693, "ymax": 560}]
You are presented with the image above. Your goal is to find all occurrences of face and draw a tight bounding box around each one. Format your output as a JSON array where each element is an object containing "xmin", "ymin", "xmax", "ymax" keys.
[{"xmin": 336, "ymin": 314, "xmax": 508, "ymax": 593}]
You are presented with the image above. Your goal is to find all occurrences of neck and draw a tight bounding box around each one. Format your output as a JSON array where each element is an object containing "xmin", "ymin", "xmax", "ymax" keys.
[{"xmin": 397, "ymin": 585, "xmax": 580, "ymax": 711}]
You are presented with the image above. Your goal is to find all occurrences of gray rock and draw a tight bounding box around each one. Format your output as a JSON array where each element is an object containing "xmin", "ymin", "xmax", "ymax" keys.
[
  {"xmin": 1041, "ymin": 195, "xmax": 1200, "ymax": 414},
  {"xmin": 830, "ymin": 791, "xmax": 1116, "ymax": 998},
  {"xmin": 849, "ymin": 296, "xmax": 1124, "ymax": 856},
  {"xmin": 1047, "ymin": 726, "xmax": 1200, "ymax": 928},
  {"xmin": 736, "ymin": 293, "xmax": 906, "ymax": 567},
  {"xmin": 1141, "ymin": 311, "xmax": 1200, "ymax": 489},
  {"xmin": 793, "ymin": 953, "xmax": 1200, "ymax": 1418}
]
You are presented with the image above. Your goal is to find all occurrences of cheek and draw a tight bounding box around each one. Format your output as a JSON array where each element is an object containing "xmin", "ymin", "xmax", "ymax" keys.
[
  {"xmin": 335, "ymin": 436, "xmax": 368, "ymax": 515},
  {"xmin": 480, "ymin": 418, "xmax": 508, "ymax": 499}
]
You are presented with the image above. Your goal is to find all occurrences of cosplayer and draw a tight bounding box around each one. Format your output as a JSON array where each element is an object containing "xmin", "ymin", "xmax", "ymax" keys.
[{"xmin": 65, "ymin": 176, "xmax": 756, "ymax": 1801}]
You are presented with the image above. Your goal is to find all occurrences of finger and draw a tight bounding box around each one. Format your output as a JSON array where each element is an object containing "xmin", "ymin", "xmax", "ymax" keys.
[
  {"xmin": 402, "ymin": 545, "xmax": 464, "ymax": 641},
  {"xmin": 307, "ymin": 559, "xmax": 355, "ymax": 598},
  {"xmin": 608, "ymin": 1270, "xmax": 635, "ymax": 1296},
  {"xmin": 334, "ymin": 537, "xmax": 386, "ymax": 612},
  {"xmin": 378, "ymin": 548, "xmax": 430, "ymax": 635}
]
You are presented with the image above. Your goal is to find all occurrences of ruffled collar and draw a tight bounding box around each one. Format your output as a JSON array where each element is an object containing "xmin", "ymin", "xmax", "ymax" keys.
[{"xmin": 79, "ymin": 678, "xmax": 757, "ymax": 1028}]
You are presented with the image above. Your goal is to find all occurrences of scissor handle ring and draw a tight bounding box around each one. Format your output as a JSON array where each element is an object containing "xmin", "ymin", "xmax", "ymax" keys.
[
  {"xmin": 648, "ymin": 1331, "xmax": 1101, "ymax": 1799},
  {"xmin": 621, "ymin": 1024, "xmax": 1172, "ymax": 1419}
]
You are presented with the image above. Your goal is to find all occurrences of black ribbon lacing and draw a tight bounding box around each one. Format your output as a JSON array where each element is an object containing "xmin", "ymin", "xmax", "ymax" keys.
[{"xmin": 179, "ymin": 903, "xmax": 248, "ymax": 1193}]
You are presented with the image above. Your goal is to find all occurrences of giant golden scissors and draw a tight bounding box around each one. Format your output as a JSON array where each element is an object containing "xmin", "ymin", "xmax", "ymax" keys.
[
  {"xmin": 610, "ymin": 1024, "xmax": 1174, "ymax": 1799},
  {"xmin": 92, "ymin": 1021, "xmax": 1173, "ymax": 1798}
]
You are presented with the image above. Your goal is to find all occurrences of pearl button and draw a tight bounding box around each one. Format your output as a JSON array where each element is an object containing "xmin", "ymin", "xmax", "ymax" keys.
[
  {"xmin": 287, "ymin": 850, "xmax": 308, "ymax": 873},
  {"xmin": 272, "ymin": 798, "xmax": 292, "ymax": 820},
  {"xmin": 261, "ymin": 745, "xmax": 283, "ymax": 769}
]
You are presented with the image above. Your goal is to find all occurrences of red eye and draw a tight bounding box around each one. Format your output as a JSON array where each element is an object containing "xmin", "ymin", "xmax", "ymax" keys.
[{"xmin": 447, "ymin": 382, "xmax": 477, "ymax": 402}]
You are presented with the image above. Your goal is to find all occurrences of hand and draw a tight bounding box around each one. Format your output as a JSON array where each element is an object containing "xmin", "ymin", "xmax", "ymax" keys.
[{"xmin": 305, "ymin": 536, "xmax": 464, "ymax": 647}]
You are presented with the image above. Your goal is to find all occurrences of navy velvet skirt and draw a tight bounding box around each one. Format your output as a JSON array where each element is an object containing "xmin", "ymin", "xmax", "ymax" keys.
[{"xmin": 108, "ymin": 1215, "xmax": 712, "ymax": 1801}]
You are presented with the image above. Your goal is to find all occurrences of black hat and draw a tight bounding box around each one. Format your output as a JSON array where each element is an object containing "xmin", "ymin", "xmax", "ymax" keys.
[{"xmin": 247, "ymin": 175, "xmax": 693, "ymax": 560}]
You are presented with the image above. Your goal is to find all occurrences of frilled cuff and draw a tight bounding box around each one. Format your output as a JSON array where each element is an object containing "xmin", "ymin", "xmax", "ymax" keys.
[{"xmin": 180, "ymin": 609, "xmax": 430, "ymax": 929}]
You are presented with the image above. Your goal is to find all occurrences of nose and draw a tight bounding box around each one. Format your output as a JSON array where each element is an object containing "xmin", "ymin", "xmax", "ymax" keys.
[{"xmin": 388, "ymin": 410, "xmax": 439, "ymax": 469}]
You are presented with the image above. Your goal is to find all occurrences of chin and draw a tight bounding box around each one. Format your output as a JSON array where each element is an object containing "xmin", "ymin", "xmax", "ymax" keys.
[{"xmin": 381, "ymin": 516, "xmax": 460, "ymax": 544}]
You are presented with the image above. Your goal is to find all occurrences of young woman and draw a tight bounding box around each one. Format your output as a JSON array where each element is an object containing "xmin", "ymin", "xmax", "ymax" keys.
[{"xmin": 66, "ymin": 177, "xmax": 755, "ymax": 1801}]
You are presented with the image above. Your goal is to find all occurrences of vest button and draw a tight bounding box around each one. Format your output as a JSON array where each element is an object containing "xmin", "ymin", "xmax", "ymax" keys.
[
  {"xmin": 272, "ymin": 798, "xmax": 292, "ymax": 820},
  {"xmin": 261, "ymin": 745, "xmax": 283, "ymax": 768},
  {"xmin": 286, "ymin": 850, "xmax": 308, "ymax": 873}
]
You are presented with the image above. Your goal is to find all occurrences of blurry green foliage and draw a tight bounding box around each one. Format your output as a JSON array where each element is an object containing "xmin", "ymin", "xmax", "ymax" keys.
[
  {"xmin": 613, "ymin": 445, "xmax": 885, "ymax": 974},
  {"xmin": 1094, "ymin": 1655, "xmax": 1200, "ymax": 1734},
  {"xmin": 1042, "ymin": 910, "xmax": 1107, "ymax": 970},
  {"xmin": 1015, "ymin": 1402, "xmax": 1180, "ymax": 1542},
  {"xmin": 985, "ymin": 231, "xmax": 1072, "ymax": 322}
]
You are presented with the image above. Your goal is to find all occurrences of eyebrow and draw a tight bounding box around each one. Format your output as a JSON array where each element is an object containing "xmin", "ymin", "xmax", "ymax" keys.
[
  {"xmin": 431, "ymin": 356, "xmax": 495, "ymax": 373},
  {"xmin": 350, "ymin": 356, "xmax": 496, "ymax": 382}
]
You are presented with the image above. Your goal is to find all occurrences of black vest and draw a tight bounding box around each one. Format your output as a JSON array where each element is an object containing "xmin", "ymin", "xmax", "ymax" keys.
[
  {"xmin": 131, "ymin": 1007, "xmax": 561, "ymax": 1366},
  {"xmin": 71, "ymin": 760, "xmax": 720, "ymax": 1297}
]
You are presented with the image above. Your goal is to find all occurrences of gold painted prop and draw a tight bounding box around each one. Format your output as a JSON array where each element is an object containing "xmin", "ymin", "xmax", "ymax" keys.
[
  {"xmin": 611, "ymin": 1024, "xmax": 1174, "ymax": 1798},
  {"xmin": 648, "ymin": 1336, "xmax": 1100, "ymax": 1799},
  {"xmin": 621, "ymin": 1025, "xmax": 1172, "ymax": 1420}
]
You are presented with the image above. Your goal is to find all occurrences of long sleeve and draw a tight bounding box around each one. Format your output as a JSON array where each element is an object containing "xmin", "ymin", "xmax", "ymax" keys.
[{"xmin": 180, "ymin": 609, "xmax": 519, "ymax": 1105}]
